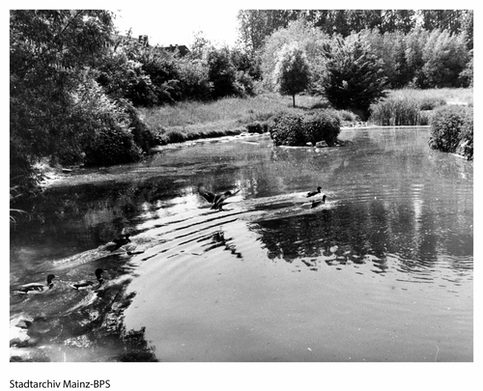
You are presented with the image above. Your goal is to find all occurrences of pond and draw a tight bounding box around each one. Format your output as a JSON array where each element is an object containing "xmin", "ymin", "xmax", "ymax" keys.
[{"xmin": 10, "ymin": 127, "xmax": 473, "ymax": 362}]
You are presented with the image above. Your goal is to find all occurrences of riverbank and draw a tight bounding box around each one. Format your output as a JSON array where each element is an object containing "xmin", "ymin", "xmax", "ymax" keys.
[{"xmin": 139, "ymin": 89, "xmax": 471, "ymax": 146}]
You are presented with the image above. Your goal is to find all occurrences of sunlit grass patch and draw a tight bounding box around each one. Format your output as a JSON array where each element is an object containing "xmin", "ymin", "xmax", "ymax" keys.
[{"xmin": 138, "ymin": 93, "xmax": 326, "ymax": 129}]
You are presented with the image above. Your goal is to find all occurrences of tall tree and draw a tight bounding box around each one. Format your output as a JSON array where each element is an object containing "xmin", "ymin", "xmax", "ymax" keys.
[
  {"xmin": 237, "ymin": 9, "xmax": 299, "ymax": 52},
  {"xmin": 10, "ymin": 10, "xmax": 116, "ymax": 190},
  {"xmin": 273, "ymin": 44, "xmax": 311, "ymax": 107}
]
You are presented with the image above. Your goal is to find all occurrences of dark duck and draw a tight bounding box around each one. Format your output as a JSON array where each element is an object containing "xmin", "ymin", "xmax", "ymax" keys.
[
  {"xmin": 307, "ymin": 186, "xmax": 322, "ymax": 198},
  {"xmin": 311, "ymin": 194, "xmax": 327, "ymax": 208},
  {"xmin": 70, "ymin": 268, "xmax": 104, "ymax": 290},
  {"xmin": 15, "ymin": 274, "xmax": 56, "ymax": 294},
  {"xmin": 107, "ymin": 234, "xmax": 131, "ymax": 251},
  {"xmin": 198, "ymin": 185, "xmax": 240, "ymax": 210}
]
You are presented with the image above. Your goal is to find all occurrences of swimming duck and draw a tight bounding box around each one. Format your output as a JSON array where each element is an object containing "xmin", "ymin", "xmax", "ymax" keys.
[
  {"xmin": 107, "ymin": 234, "xmax": 131, "ymax": 252},
  {"xmin": 15, "ymin": 274, "xmax": 56, "ymax": 294},
  {"xmin": 311, "ymin": 194, "xmax": 327, "ymax": 208},
  {"xmin": 70, "ymin": 268, "xmax": 104, "ymax": 290},
  {"xmin": 198, "ymin": 185, "xmax": 240, "ymax": 210},
  {"xmin": 307, "ymin": 186, "xmax": 322, "ymax": 198}
]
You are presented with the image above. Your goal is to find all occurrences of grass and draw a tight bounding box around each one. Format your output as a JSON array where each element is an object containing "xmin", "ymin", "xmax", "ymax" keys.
[
  {"xmin": 369, "ymin": 88, "xmax": 473, "ymax": 126},
  {"xmin": 138, "ymin": 93, "xmax": 326, "ymax": 129},
  {"xmin": 138, "ymin": 88, "xmax": 473, "ymax": 145},
  {"xmin": 386, "ymin": 88, "xmax": 473, "ymax": 106}
]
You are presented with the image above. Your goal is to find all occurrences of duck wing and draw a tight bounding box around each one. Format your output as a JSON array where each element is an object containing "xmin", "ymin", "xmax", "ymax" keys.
[
  {"xmin": 70, "ymin": 280, "xmax": 94, "ymax": 290},
  {"xmin": 15, "ymin": 283, "xmax": 46, "ymax": 294},
  {"xmin": 198, "ymin": 186, "xmax": 216, "ymax": 203}
]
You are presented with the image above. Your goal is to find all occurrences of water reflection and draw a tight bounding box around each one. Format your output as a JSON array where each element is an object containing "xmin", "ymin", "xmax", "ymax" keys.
[{"xmin": 10, "ymin": 129, "xmax": 472, "ymax": 361}]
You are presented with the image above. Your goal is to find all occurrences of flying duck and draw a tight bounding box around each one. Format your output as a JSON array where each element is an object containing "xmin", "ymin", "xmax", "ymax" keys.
[
  {"xmin": 307, "ymin": 186, "xmax": 322, "ymax": 198},
  {"xmin": 311, "ymin": 194, "xmax": 327, "ymax": 208},
  {"xmin": 107, "ymin": 234, "xmax": 131, "ymax": 252},
  {"xmin": 198, "ymin": 185, "xmax": 240, "ymax": 210},
  {"xmin": 15, "ymin": 274, "xmax": 56, "ymax": 294},
  {"xmin": 70, "ymin": 268, "xmax": 104, "ymax": 290}
]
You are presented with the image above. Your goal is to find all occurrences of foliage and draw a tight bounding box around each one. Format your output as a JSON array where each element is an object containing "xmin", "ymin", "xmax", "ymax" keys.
[
  {"xmin": 369, "ymin": 97, "xmax": 421, "ymax": 126},
  {"xmin": 260, "ymin": 20, "xmax": 328, "ymax": 91},
  {"xmin": 272, "ymin": 44, "xmax": 311, "ymax": 107},
  {"xmin": 237, "ymin": 10, "xmax": 299, "ymax": 52},
  {"xmin": 429, "ymin": 105, "xmax": 473, "ymax": 159},
  {"xmin": 238, "ymin": 10, "xmax": 418, "ymax": 51},
  {"xmin": 269, "ymin": 110, "xmax": 340, "ymax": 146},
  {"xmin": 459, "ymin": 53, "xmax": 473, "ymax": 87},
  {"xmin": 421, "ymin": 29, "xmax": 469, "ymax": 88},
  {"xmin": 206, "ymin": 47, "xmax": 239, "ymax": 98},
  {"xmin": 321, "ymin": 35, "xmax": 387, "ymax": 119}
]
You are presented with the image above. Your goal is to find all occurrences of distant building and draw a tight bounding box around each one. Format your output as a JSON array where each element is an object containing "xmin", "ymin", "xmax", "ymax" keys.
[{"xmin": 162, "ymin": 44, "xmax": 190, "ymax": 56}]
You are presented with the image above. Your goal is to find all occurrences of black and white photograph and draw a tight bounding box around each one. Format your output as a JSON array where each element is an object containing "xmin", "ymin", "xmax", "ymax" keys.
[{"xmin": 6, "ymin": 1, "xmax": 479, "ymax": 388}]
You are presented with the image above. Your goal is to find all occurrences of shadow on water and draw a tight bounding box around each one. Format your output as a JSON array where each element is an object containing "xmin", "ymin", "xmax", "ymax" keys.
[{"xmin": 10, "ymin": 130, "xmax": 472, "ymax": 361}]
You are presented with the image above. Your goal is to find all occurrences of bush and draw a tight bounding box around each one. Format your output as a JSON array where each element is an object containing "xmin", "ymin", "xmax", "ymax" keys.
[
  {"xmin": 70, "ymin": 79, "xmax": 143, "ymax": 166},
  {"xmin": 269, "ymin": 111, "xmax": 340, "ymax": 146},
  {"xmin": 369, "ymin": 97, "xmax": 421, "ymax": 125},
  {"xmin": 429, "ymin": 105, "xmax": 473, "ymax": 159},
  {"xmin": 206, "ymin": 47, "xmax": 238, "ymax": 98},
  {"xmin": 84, "ymin": 125, "xmax": 142, "ymax": 167},
  {"xmin": 418, "ymin": 97, "xmax": 446, "ymax": 110}
]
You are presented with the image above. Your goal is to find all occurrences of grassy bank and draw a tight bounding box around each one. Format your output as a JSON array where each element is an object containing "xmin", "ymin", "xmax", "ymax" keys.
[
  {"xmin": 369, "ymin": 88, "xmax": 473, "ymax": 126},
  {"xmin": 138, "ymin": 88, "xmax": 473, "ymax": 145},
  {"xmin": 386, "ymin": 88, "xmax": 473, "ymax": 106},
  {"xmin": 138, "ymin": 93, "xmax": 331, "ymax": 144}
]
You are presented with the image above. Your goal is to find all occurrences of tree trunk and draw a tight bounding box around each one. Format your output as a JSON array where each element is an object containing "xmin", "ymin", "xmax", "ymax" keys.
[{"xmin": 292, "ymin": 94, "xmax": 296, "ymax": 108}]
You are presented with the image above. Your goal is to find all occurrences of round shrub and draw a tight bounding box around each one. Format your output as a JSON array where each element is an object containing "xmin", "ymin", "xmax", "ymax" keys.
[
  {"xmin": 269, "ymin": 113, "xmax": 306, "ymax": 146},
  {"xmin": 269, "ymin": 110, "xmax": 340, "ymax": 146},
  {"xmin": 302, "ymin": 111, "xmax": 341, "ymax": 146},
  {"xmin": 429, "ymin": 105, "xmax": 473, "ymax": 157},
  {"xmin": 84, "ymin": 125, "xmax": 142, "ymax": 167}
]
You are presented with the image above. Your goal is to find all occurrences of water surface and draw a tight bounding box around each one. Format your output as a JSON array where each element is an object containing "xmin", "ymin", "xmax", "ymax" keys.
[{"xmin": 10, "ymin": 128, "xmax": 473, "ymax": 361}]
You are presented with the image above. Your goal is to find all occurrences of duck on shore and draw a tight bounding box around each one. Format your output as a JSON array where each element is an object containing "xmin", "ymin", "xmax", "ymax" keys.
[
  {"xmin": 307, "ymin": 186, "xmax": 322, "ymax": 198},
  {"xmin": 14, "ymin": 274, "xmax": 56, "ymax": 294},
  {"xmin": 70, "ymin": 268, "xmax": 104, "ymax": 290},
  {"xmin": 198, "ymin": 185, "xmax": 240, "ymax": 210}
]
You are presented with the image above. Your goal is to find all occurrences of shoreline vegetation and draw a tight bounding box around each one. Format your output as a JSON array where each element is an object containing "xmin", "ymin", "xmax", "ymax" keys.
[
  {"xmin": 37, "ymin": 87, "xmax": 473, "ymax": 186},
  {"xmin": 10, "ymin": 10, "xmax": 473, "ymax": 209},
  {"xmin": 139, "ymin": 88, "xmax": 472, "ymax": 146}
]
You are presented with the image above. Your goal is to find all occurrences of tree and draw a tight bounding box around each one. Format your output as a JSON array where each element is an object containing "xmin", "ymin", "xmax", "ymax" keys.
[
  {"xmin": 237, "ymin": 9, "xmax": 298, "ymax": 52},
  {"xmin": 10, "ymin": 10, "xmax": 145, "ymax": 201},
  {"xmin": 10, "ymin": 10, "xmax": 115, "ymax": 183},
  {"xmin": 321, "ymin": 35, "xmax": 387, "ymax": 119},
  {"xmin": 261, "ymin": 20, "xmax": 328, "ymax": 92},
  {"xmin": 421, "ymin": 29, "xmax": 469, "ymax": 88},
  {"xmin": 273, "ymin": 44, "xmax": 311, "ymax": 107}
]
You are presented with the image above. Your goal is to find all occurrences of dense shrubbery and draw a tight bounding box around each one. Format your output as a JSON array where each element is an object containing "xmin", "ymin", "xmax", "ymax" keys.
[
  {"xmin": 269, "ymin": 110, "xmax": 340, "ymax": 146},
  {"xmin": 369, "ymin": 97, "xmax": 421, "ymax": 126},
  {"xmin": 429, "ymin": 105, "xmax": 473, "ymax": 159}
]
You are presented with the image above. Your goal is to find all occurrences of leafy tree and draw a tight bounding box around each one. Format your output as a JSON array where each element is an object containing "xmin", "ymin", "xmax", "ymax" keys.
[
  {"xmin": 419, "ymin": 10, "xmax": 470, "ymax": 34},
  {"xmin": 261, "ymin": 20, "xmax": 328, "ymax": 91},
  {"xmin": 10, "ymin": 10, "xmax": 116, "ymax": 191},
  {"xmin": 272, "ymin": 44, "xmax": 311, "ymax": 107},
  {"xmin": 206, "ymin": 47, "xmax": 238, "ymax": 98},
  {"xmin": 321, "ymin": 35, "xmax": 387, "ymax": 119},
  {"xmin": 421, "ymin": 29, "xmax": 469, "ymax": 87},
  {"xmin": 237, "ymin": 10, "xmax": 298, "ymax": 52}
]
